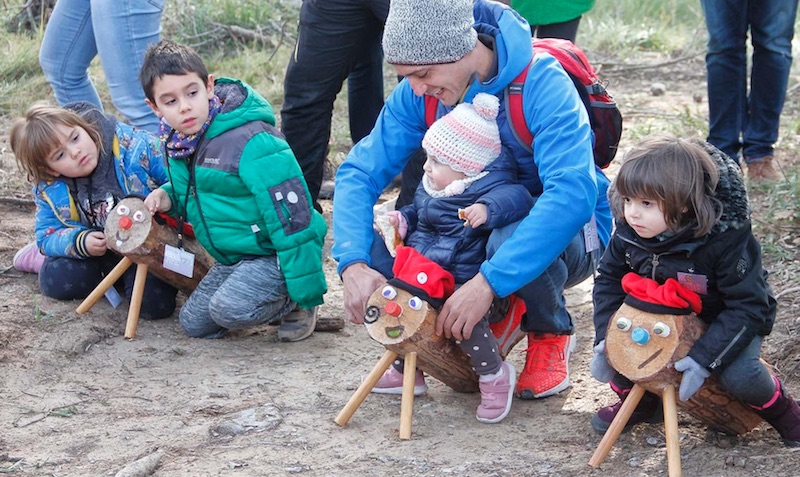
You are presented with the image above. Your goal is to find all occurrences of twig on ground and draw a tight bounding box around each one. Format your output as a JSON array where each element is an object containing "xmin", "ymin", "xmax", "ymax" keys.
[
  {"xmin": 600, "ymin": 51, "xmax": 705, "ymax": 75},
  {"xmin": 0, "ymin": 196, "xmax": 35, "ymax": 208},
  {"xmin": 776, "ymin": 286, "xmax": 800, "ymax": 300}
]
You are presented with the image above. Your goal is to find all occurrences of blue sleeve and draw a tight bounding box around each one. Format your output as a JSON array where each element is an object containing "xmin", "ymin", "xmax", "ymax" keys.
[
  {"xmin": 480, "ymin": 54, "xmax": 599, "ymax": 297},
  {"xmin": 331, "ymin": 80, "xmax": 428, "ymax": 275},
  {"xmin": 34, "ymin": 183, "xmax": 91, "ymax": 259},
  {"xmin": 479, "ymin": 183, "xmax": 533, "ymax": 229}
]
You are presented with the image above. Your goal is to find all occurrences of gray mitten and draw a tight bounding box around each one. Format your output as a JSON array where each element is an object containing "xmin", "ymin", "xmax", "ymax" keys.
[
  {"xmin": 674, "ymin": 356, "xmax": 711, "ymax": 401},
  {"xmin": 590, "ymin": 340, "xmax": 616, "ymax": 383}
]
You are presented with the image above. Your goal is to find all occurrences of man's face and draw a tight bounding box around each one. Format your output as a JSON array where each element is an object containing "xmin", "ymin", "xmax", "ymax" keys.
[
  {"xmin": 146, "ymin": 73, "xmax": 214, "ymax": 136},
  {"xmin": 394, "ymin": 59, "xmax": 473, "ymax": 106}
]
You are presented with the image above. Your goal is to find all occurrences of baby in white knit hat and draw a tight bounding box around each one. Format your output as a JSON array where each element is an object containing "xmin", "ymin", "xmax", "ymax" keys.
[{"xmin": 371, "ymin": 92, "xmax": 534, "ymax": 424}]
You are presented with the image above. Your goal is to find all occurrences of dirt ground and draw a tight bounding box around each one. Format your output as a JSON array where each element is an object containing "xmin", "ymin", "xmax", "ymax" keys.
[{"xmin": 1, "ymin": 53, "xmax": 800, "ymax": 477}]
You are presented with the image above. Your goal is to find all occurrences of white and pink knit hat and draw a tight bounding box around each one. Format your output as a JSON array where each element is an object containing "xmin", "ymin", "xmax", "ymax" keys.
[{"xmin": 422, "ymin": 93, "xmax": 501, "ymax": 177}]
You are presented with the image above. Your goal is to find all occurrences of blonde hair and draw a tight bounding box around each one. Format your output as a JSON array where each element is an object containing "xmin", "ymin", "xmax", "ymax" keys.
[
  {"xmin": 9, "ymin": 103, "xmax": 103, "ymax": 183},
  {"xmin": 611, "ymin": 135, "xmax": 721, "ymax": 237}
]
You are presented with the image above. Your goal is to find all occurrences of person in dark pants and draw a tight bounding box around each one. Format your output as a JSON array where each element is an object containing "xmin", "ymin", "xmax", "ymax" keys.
[{"xmin": 281, "ymin": 0, "xmax": 390, "ymax": 210}]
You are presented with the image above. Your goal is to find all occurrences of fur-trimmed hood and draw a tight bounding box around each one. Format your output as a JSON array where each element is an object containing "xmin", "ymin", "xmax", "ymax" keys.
[{"xmin": 694, "ymin": 140, "xmax": 750, "ymax": 234}]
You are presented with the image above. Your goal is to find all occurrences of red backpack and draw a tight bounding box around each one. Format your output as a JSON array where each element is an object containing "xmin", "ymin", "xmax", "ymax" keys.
[{"xmin": 425, "ymin": 38, "xmax": 622, "ymax": 169}]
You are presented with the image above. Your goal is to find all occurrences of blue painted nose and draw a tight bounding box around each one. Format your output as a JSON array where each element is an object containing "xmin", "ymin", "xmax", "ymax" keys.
[{"xmin": 631, "ymin": 327, "xmax": 650, "ymax": 345}]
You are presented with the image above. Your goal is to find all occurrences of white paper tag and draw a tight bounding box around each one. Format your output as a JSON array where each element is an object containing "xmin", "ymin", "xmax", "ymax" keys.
[
  {"xmin": 163, "ymin": 244, "xmax": 195, "ymax": 278},
  {"xmin": 104, "ymin": 287, "xmax": 123, "ymax": 309},
  {"xmin": 583, "ymin": 215, "xmax": 600, "ymax": 252}
]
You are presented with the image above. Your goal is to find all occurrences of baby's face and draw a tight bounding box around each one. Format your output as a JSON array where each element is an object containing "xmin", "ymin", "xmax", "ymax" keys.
[
  {"xmin": 623, "ymin": 196, "xmax": 669, "ymax": 238},
  {"xmin": 147, "ymin": 73, "xmax": 214, "ymax": 136},
  {"xmin": 422, "ymin": 154, "xmax": 467, "ymax": 191}
]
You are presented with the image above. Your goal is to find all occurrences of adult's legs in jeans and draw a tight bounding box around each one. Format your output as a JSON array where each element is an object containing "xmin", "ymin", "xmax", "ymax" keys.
[
  {"xmin": 40, "ymin": 0, "xmax": 103, "ymax": 111},
  {"xmin": 742, "ymin": 0, "xmax": 798, "ymax": 161},
  {"xmin": 486, "ymin": 221, "xmax": 597, "ymax": 334},
  {"xmin": 282, "ymin": 0, "xmax": 389, "ymax": 207},
  {"xmin": 91, "ymin": 0, "xmax": 163, "ymax": 132},
  {"xmin": 701, "ymin": 0, "xmax": 749, "ymax": 160}
]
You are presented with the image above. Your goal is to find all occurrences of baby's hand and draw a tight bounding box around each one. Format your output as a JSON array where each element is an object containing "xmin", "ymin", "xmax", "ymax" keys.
[
  {"xmin": 461, "ymin": 203, "xmax": 488, "ymax": 228},
  {"xmin": 85, "ymin": 231, "xmax": 107, "ymax": 256},
  {"xmin": 144, "ymin": 189, "xmax": 171, "ymax": 215}
]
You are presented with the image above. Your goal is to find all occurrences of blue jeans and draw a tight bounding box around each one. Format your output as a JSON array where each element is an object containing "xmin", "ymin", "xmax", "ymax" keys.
[
  {"xmin": 701, "ymin": 0, "xmax": 798, "ymax": 163},
  {"xmin": 369, "ymin": 221, "xmax": 601, "ymax": 335},
  {"xmin": 39, "ymin": 0, "xmax": 164, "ymax": 133},
  {"xmin": 281, "ymin": 0, "xmax": 389, "ymax": 206}
]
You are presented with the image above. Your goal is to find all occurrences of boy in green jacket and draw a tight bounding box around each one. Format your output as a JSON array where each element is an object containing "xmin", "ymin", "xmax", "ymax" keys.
[{"xmin": 141, "ymin": 40, "xmax": 327, "ymax": 342}]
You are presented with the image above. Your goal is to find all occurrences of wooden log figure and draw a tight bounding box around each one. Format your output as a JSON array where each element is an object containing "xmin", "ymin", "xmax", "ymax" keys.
[
  {"xmin": 105, "ymin": 197, "xmax": 214, "ymax": 294},
  {"xmin": 604, "ymin": 275, "xmax": 762, "ymax": 436},
  {"xmin": 364, "ymin": 246, "xmax": 478, "ymax": 393}
]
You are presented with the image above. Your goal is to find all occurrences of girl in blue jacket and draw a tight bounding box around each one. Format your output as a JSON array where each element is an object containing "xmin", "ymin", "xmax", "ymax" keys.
[{"xmin": 10, "ymin": 102, "xmax": 177, "ymax": 319}]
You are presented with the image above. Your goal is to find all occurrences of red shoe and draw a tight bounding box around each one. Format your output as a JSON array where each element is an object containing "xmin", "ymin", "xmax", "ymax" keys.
[
  {"xmin": 516, "ymin": 333, "xmax": 575, "ymax": 399},
  {"xmin": 488, "ymin": 295, "xmax": 527, "ymax": 360}
]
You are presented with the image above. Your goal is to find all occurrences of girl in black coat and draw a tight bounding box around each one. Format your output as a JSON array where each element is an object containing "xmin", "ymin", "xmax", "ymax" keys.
[{"xmin": 589, "ymin": 135, "xmax": 800, "ymax": 446}]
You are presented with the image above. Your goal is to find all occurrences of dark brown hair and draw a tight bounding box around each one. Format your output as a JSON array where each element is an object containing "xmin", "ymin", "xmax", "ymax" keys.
[
  {"xmin": 9, "ymin": 103, "xmax": 103, "ymax": 183},
  {"xmin": 140, "ymin": 40, "xmax": 210, "ymax": 103},
  {"xmin": 611, "ymin": 135, "xmax": 721, "ymax": 237}
]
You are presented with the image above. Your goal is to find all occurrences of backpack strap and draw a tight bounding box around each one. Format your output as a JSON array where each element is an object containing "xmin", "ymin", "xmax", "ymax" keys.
[
  {"xmin": 504, "ymin": 62, "xmax": 533, "ymax": 154},
  {"xmin": 424, "ymin": 94, "xmax": 439, "ymax": 128}
]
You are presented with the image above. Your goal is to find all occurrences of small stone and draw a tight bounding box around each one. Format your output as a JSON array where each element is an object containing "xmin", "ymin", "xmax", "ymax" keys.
[
  {"xmin": 650, "ymin": 82, "xmax": 666, "ymax": 96},
  {"xmin": 692, "ymin": 92, "xmax": 704, "ymax": 103}
]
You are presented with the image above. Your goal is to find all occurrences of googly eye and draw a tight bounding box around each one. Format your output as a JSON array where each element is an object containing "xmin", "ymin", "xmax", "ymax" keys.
[
  {"xmin": 381, "ymin": 286, "xmax": 397, "ymax": 300},
  {"xmin": 132, "ymin": 210, "xmax": 146, "ymax": 222},
  {"xmin": 616, "ymin": 317, "xmax": 632, "ymax": 331},
  {"xmin": 364, "ymin": 305, "xmax": 380, "ymax": 324},
  {"xmin": 408, "ymin": 296, "xmax": 423, "ymax": 311},
  {"xmin": 116, "ymin": 205, "xmax": 130, "ymax": 216},
  {"xmin": 653, "ymin": 322, "xmax": 671, "ymax": 337}
]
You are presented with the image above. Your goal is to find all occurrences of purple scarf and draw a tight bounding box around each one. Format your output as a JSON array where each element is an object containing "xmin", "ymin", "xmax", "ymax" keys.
[{"xmin": 160, "ymin": 95, "xmax": 222, "ymax": 160}]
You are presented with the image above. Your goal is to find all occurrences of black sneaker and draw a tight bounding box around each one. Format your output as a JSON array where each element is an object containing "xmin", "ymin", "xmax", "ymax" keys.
[{"xmin": 278, "ymin": 307, "xmax": 317, "ymax": 342}]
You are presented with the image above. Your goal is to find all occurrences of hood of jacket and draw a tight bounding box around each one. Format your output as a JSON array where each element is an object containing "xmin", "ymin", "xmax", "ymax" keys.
[
  {"xmin": 695, "ymin": 140, "xmax": 750, "ymax": 235},
  {"xmin": 206, "ymin": 77, "xmax": 276, "ymax": 139},
  {"xmin": 462, "ymin": 0, "xmax": 533, "ymax": 102}
]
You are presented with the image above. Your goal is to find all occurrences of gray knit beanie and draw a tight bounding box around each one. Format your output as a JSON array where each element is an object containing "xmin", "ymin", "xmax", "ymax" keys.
[{"xmin": 382, "ymin": 0, "xmax": 478, "ymax": 65}]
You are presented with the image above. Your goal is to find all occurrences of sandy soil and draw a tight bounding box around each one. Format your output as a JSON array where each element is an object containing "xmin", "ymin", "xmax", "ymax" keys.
[{"xmin": 1, "ymin": 52, "xmax": 799, "ymax": 477}]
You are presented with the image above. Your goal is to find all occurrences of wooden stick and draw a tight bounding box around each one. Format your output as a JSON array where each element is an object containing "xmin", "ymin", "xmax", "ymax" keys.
[
  {"xmin": 76, "ymin": 257, "xmax": 133, "ymax": 314},
  {"xmin": 399, "ymin": 352, "xmax": 418, "ymax": 440},
  {"xmin": 662, "ymin": 384, "xmax": 682, "ymax": 477},
  {"xmin": 589, "ymin": 384, "xmax": 646, "ymax": 468},
  {"xmin": 124, "ymin": 264, "xmax": 149, "ymax": 339},
  {"xmin": 335, "ymin": 350, "xmax": 398, "ymax": 426}
]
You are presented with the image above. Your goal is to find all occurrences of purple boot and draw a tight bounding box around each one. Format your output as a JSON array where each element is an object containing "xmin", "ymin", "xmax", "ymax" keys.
[{"xmin": 750, "ymin": 377, "xmax": 800, "ymax": 447}]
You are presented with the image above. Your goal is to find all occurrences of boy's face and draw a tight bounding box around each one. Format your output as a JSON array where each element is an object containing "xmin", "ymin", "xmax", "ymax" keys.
[
  {"xmin": 423, "ymin": 154, "xmax": 466, "ymax": 191},
  {"xmin": 46, "ymin": 124, "xmax": 99, "ymax": 178},
  {"xmin": 623, "ymin": 196, "xmax": 669, "ymax": 239},
  {"xmin": 394, "ymin": 59, "xmax": 473, "ymax": 106},
  {"xmin": 146, "ymin": 73, "xmax": 214, "ymax": 136}
]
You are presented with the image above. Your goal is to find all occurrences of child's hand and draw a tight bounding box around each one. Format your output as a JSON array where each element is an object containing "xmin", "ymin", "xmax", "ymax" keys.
[
  {"xmin": 85, "ymin": 231, "xmax": 107, "ymax": 256},
  {"xmin": 383, "ymin": 211, "xmax": 408, "ymax": 239},
  {"xmin": 674, "ymin": 356, "xmax": 711, "ymax": 401},
  {"xmin": 589, "ymin": 340, "xmax": 616, "ymax": 383},
  {"xmin": 144, "ymin": 189, "xmax": 171, "ymax": 215},
  {"xmin": 461, "ymin": 203, "xmax": 488, "ymax": 228}
]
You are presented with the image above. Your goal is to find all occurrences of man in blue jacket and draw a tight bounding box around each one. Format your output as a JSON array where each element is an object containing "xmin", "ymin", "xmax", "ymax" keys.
[{"xmin": 332, "ymin": 0, "xmax": 612, "ymax": 400}]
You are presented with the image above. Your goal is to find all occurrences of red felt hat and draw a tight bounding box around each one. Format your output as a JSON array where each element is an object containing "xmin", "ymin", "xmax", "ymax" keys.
[
  {"xmin": 621, "ymin": 272, "xmax": 702, "ymax": 315},
  {"xmin": 388, "ymin": 246, "xmax": 455, "ymax": 308}
]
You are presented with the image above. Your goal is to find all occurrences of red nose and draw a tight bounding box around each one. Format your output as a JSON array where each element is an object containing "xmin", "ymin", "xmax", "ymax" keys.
[
  {"xmin": 119, "ymin": 216, "xmax": 133, "ymax": 230},
  {"xmin": 385, "ymin": 301, "xmax": 402, "ymax": 317}
]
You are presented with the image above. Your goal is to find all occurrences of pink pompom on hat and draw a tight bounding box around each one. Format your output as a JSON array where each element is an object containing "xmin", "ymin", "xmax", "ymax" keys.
[{"xmin": 422, "ymin": 93, "xmax": 502, "ymax": 177}]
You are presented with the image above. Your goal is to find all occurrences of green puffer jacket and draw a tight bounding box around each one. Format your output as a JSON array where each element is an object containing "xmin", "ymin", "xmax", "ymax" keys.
[
  {"xmin": 512, "ymin": 0, "xmax": 595, "ymax": 26},
  {"xmin": 162, "ymin": 77, "xmax": 327, "ymax": 308}
]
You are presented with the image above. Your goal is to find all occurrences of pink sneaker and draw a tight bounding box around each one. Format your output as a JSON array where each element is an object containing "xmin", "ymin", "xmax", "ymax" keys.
[
  {"xmin": 476, "ymin": 361, "xmax": 516, "ymax": 424},
  {"xmin": 370, "ymin": 366, "xmax": 428, "ymax": 396},
  {"xmin": 13, "ymin": 242, "xmax": 45, "ymax": 274}
]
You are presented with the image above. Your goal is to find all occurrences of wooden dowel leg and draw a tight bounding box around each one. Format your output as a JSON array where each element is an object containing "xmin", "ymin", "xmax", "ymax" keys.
[
  {"xmin": 335, "ymin": 350, "xmax": 398, "ymax": 426},
  {"xmin": 124, "ymin": 264, "xmax": 149, "ymax": 340},
  {"xmin": 589, "ymin": 383, "xmax": 646, "ymax": 468},
  {"xmin": 76, "ymin": 257, "xmax": 133, "ymax": 314},
  {"xmin": 662, "ymin": 384, "xmax": 682, "ymax": 477},
  {"xmin": 399, "ymin": 352, "xmax": 418, "ymax": 440}
]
